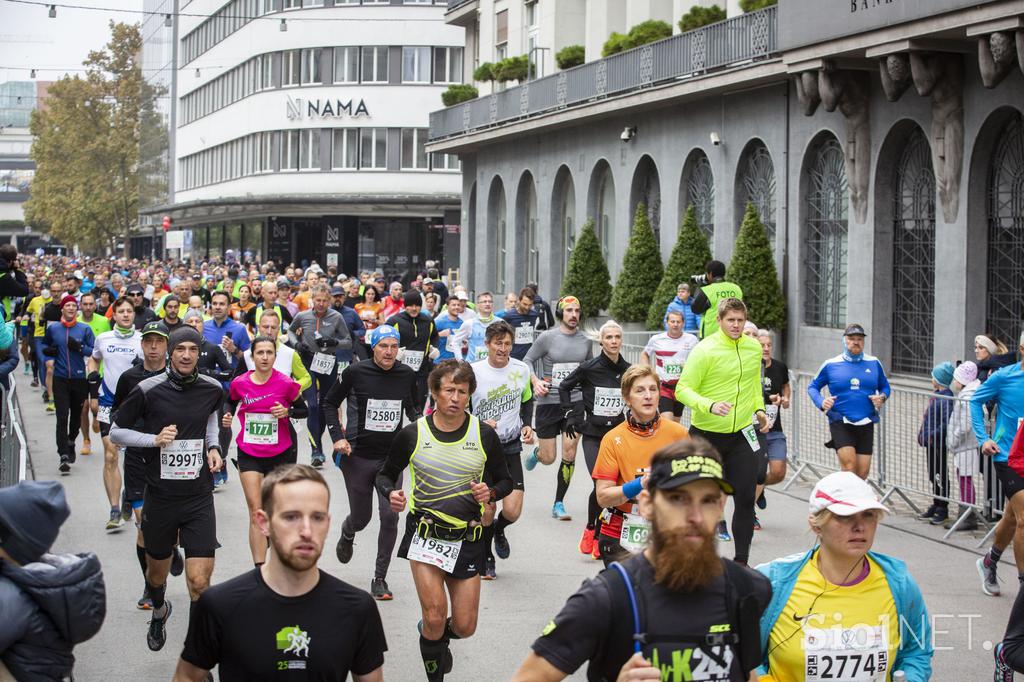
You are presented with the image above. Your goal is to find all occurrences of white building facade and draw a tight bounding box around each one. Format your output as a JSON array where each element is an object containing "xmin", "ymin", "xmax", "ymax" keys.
[{"xmin": 139, "ymin": 0, "xmax": 464, "ymax": 277}]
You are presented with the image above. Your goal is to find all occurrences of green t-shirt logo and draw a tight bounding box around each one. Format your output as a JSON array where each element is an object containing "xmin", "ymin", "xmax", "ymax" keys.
[{"xmin": 276, "ymin": 625, "xmax": 311, "ymax": 657}]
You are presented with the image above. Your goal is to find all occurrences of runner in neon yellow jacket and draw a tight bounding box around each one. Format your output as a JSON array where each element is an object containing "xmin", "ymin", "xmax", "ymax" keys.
[{"xmin": 675, "ymin": 326, "xmax": 765, "ymax": 433}]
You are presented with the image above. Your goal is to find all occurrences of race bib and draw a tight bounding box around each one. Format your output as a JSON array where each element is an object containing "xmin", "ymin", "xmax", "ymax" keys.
[
  {"xmin": 766, "ymin": 404, "xmax": 780, "ymax": 428},
  {"xmin": 403, "ymin": 350, "xmax": 425, "ymax": 372},
  {"xmin": 804, "ymin": 625, "xmax": 888, "ymax": 681},
  {"xmin": 408, "ymin": 533, "xmax": 461, "ymax": 574},
  {"xmin": 741, "ymin": 425, "xmax": 759, "ymax": 452},
  {"xmin": 97, "ymin": 405, "xmax": 111, "ymax": 424},
  {"xmin": 243, "ymin": 413, "xmax": 278, "ymax": 445},
  {"xmin": 311, "ymin": 352, "xmax": 336, "ymax": 375},
  {"xmin": 619, "ymin": 512, "xmax": 651, "ymax": 554},
  {"xmin": 366, "ymin": 399, "xmax": 402, "ymax": 432},
  {"xmin": 514, "ymin": 325, "xmax": 534, "ymax": 345},
  {"xmin": 663, "ymin": 363, "xmax": 683, "ymax": 380},
  {"xmin": 550, "ymin": 362, "xmax": 578, "ymax": 388},
  {"xmin": 593, "ymin": 387, "xmax": 624, "ymax": 417},
  {"xmin": 160, "ymin": 439, "xmax": 204, "ymax": 480}
]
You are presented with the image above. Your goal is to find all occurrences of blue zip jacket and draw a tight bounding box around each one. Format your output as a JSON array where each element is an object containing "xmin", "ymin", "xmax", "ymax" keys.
[
  {"xmin": 918, "ymin": 387, "xmax": 952, "ymax": 448},
  {"xmin": 970, "ymin": 362, "xmax": 1024, "ymax": 463},
  {"xmin": 43, "ymin": 321, "xmax": 95, "ymax": 380},
  {"xmin": 663, "ymin": 296, "xmax": 701, "ymax": 333},
  {"xmin": 755, "ymin": 549, "xmax": 933, "ymax": 681},
  {"xmin": 334, "ymin": 305, "xmax": 365, "ymax": 363},
  {"xmin": 808, "ymin": 354, "xmax": 891, "ymax": 424}
]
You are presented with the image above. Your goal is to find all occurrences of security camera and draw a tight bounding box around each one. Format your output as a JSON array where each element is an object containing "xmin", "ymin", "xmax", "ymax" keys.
[
  {"xmin": 620, "ymin": 126, "xmax": 637, "ymax": 142},
  {"xmin": 710, "ymin": 132, "xmax": 721, "ymax": 146}
]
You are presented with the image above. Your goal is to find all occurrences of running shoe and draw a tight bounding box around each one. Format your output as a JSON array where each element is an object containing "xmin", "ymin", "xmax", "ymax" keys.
[
  {"xmin": 120, "ymin": 493, "xmax": 133, "ymax": 522},
  {"xmin": 45, "ymin": 401, "xmax": 55, "ymax": 413},
  {"xmin": 929, "ymin": 507, "xmax": 949, "ymax": 526},
  {"xmin": 170, "ymin": 547, "xmax": 184, "ymax": 577},
  {"xmin": 67, "ymin": 450, "xmax": 76, "ymax": 464},
  {"xmin": 58, "ymin": 456, "xmax": 70, "ymax": 474},
  {"xmin": 717, "ymin": 520, "xmax": 732, "ymax": 542},
  {"xmin": 147, "ymin": 600, "xmax": 172, "ymax": 651},
  {"xmin": 213, "ymin": 470, "xmax": 227, "ymax": 489},
  {"xmin": 591, "ymin": 540, "xmax": 601, "ymax": 560},
  {"xmin": 493, "ymin": 529, "xmax": 510, "ymax": 559},
  {"xmin": 42, "ymin": 390, "xmax": 48, "ymax": 403},
  {"xmin": 81, "ymin": 441, "xmax": 91, "ymax": 456},
  {"xmin": 336, "ymin": 532, "xmax": 355, "ymax": 564},
  {"xmin": 994, "ymin": 642, "xmax": 1015, "ymax": 682},
  {"xmin": 371, "ymin": 578, "xmax": 393, "ymax": 601},
  {"xmin": 756, "ymin": 491, "xmax": 767, "ymax": 510},
  {"xmin": 524, "ymin": 447, "xmax": 539, "ymax": 472},
  {"xmin": 22, "ymin": 365, "xmax": 29, "ymax": 375},
  {"xmin": 578, "ymin": 527, "xmax": 595, "ymax": 555},
  {"xmin": 310, "ymin": 450, "xmax": 325, "ymax": 469},
  {"xmin": 482, "ymin": 557, "xmax": 497, "ymax": 580},
  {"xmin": 136, "ymin": 585, "xmax": 153, "ymax": 610},
  {"xmin": 753, "ymin": 515, "xmax": 762, "ymax": 531},
  {"xmin": 30, "ymin": 378, "xmax": 38, "ymax": 387},
  {"xmin": 918, "ymin": 504, "xmax": 938, "ymax": 520},
  {"xmin": 105, "ymin": 509, "xmax": 123, "ymax": 531},
  {"xmin": 978, "ymin": 556, "xmax": 1001, "ymax": 596},
  {"xmin": 551, "ymin": 501, "xmax": 571, "ymax": 521}
]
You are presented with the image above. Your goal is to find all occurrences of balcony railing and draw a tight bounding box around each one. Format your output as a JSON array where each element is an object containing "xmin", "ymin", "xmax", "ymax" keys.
[{"xmin": 429, "ymin": 6, "xmax": 778, "ymax": 142}]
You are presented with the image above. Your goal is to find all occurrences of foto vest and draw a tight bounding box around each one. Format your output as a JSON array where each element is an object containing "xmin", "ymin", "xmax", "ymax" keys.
[{"xmin": 698, "ymin": 281, "xmax": 743, "ymax": 339}]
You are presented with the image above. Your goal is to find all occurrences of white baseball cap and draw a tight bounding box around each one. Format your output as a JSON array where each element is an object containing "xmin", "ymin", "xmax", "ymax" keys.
[{"xmin": 808, "ymin": 472, "xmax": 888, "ymax": 516}]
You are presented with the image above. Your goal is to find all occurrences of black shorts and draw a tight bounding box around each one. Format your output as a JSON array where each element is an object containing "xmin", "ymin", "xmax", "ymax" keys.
[
  {"xmin": 535, "ymin": 403, "xmax": 581, "ymax": 439},
  {"xmin": 99, "ymin": 420, "xmax": 111, "ymax": 439},
  {"xmin": 658, "ymin": 394, "xmax": 683, "ymax": 417},
  {"xmin": 236, "ymin": 447, "xmax": 297, "ymax": 476},
  {"xmin": 123, "ymin": 449, "xmax": 147, "ymax": 503},
  {"xmin": 397, "ymin": 514, "xmax": 487, "ymax": 580},
  {"xmin": 142, "ymin": 492, "xmax": 219, "ymax": 560},
  {"xmin": 995, "ymin": 462, "xmax": 1024, "ymax": 501},
  {"xmin": 88, "ymin": 383, "xmax": 99, "ymax": 400},
  {"xmin": 827, "ymin": 421, "xmax": 875, "ymax": 454},
  {"xmin": 502, "ymin": 441, "xmax": 524, "ymax": 490}
]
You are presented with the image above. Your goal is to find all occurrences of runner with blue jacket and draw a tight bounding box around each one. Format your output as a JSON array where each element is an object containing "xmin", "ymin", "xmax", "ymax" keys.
[
  {"xmin": 806, "ymin": 324, "xmax": 890, "ymax": 479},
  {"xmin": 42, "ymin": 295, "xmax": 96, "ymax": 473}
]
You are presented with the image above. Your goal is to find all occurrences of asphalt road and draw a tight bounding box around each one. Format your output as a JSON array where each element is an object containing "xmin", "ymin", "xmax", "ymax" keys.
[{"xmin": 8, "ymin": 372, "xmax": 1014, "ymax": 681}]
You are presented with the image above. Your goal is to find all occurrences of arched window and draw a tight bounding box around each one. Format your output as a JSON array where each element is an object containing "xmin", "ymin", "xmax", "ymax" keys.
[
  {"xmin": 630, "ymin": 156, "xmax": 661, "ymax": 244},
  {"xmin": 517, "ymin": 172, "xmax": 538, "ymax": 284},
  {"xmin": 552, "ymin": 167, "xmax": 576, "ymax": 279},
  {"xmin": 488, "ymin": 177, "xmax": 507, "ymax": 293},
  {"xmin": 684, "ymin": 152, "xmax": 715, "ymax": 241},
  {"xmin": 987, "ymin": 112, "xmax": 1024, "ymax": 345},
  {"xmin": 594, "ymin": 164, "xmax": 614, "ymax": 261},
  {"xmin": 804, "ymin": 135, "xmax": 848, "ymax": 328},
  {"xmin": 891, "ymin": 128, "xmax": 936, "ymax": 374},
  {"xmin": 740, "ymin": 142, "xmax": 776, "ymax": 248}
]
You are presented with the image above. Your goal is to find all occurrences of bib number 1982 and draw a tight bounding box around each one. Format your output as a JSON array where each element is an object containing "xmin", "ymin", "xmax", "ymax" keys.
[{"xmin": 408, "ymin": 534, "xmax": 461, "ymax": 574}]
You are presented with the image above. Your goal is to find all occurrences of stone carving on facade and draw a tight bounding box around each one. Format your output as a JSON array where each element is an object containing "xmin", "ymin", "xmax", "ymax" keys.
[
  {"xmin": 819, "ymin": 66, "xmax": 871, "ymax": 224},
  {"xmin": 910, "ymin": 52, "xmax": 964, "ymax": 223},
  {"xmin": 978, "ymin": 31, "xmax": 1018, "ymax": 88},
  {"xmin": 878, "ymin": 54, "xmax": 913, "ymax": 102},
  {"xmin": 793, "ymin": 71, "xmax": 821, "ymax": 115}
]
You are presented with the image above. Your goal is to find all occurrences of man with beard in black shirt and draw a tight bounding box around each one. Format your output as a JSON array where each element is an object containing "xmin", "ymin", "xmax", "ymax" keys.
[
  {"xmin": 174, "ymin": 464, "xmax": 387, "ymax": 682},
  {"xmin": 512, "ymin": 439, "xmax": 771, "ymax": 682},
  {"xmin": 110, "ymin": 326, "xmax": 225, "ymax": 652}
]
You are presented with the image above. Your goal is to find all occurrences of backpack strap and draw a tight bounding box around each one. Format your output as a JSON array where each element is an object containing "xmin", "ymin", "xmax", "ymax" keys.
[
  {"xmin": 722, "ymin": 559, "xmax": 764, "ymax": 676},
  {"xmin": 607, "ymin": 561, "xmax": 643, "ymax": 655}
]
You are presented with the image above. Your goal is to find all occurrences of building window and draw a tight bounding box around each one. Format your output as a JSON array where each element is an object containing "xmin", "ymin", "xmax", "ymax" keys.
[
  {"xmin": 686, "ymin": 153, "xmax": 715, "ymax": 242},
  {"xmin": 360, "ymin": 128, "xmax": 387, "ymax": 169},
  {"xmin": 496, "ymin": 9, "xmax": 508, "ymax": 47},
  {"xmin": 261, "ymin": 53, "xmax": 274, "ymax": 89},
  {"xmin": 283, "ymin": 50, "xmax": 301, "ymax": 86},
  {"xmin": 431, "ymin": 152, "xmax": 460, "ymax": 171},
  {"xmin": 332, "ymin": 129, "xmax": 358, "ymax": 169},
  {"xmin": 401, "ymin": 128, "xmax": 428, "ymax": 169},
  {"xmin": 891, "ymin": 127, "xmax": 936, "ymax": 375},
  {"xmin": 305, "ymin": 0, "xmax": 325, "ymax": 5},
  {"xmin": 282, "ymin": 130, "xmax": 300, "ymax": 171},
  {"xmin": 334, "ymin": 47, "xmax": 359, "ymax": 83},
  {"xmin": 402, "ymin": 47, "xmax": 431, "ymax": 83},
  {"xmin": 259, "ymin": 131, "xmax": 274, "ymax": 172},
  {"xmin": 986, "ymin": 112, "xmax": 1024, "ymax": 350},
  {"xmin": 299, "ymin": 129, "xmax": 320, "ymax": 170},
  {"xmin": 804, "ymin": 136, "xmax": 849, "ymax": 329},
  {"xmin": 301, "ymin": 48, "xmax": 322, "ymax": 85},
  {"xmin": 361, "ymin": 46, "xmax": 389, "ymax": 83},
  {"xmin": 284, "ymin": 0, "xmax": 301, "ymax": 9},
  {"xmin": 433, "ymin": 47, "xmax": 462, "ymax": 84},
  {"xmin": 260, "ymin": 0, "xmax": 274, "ymax": 15}
]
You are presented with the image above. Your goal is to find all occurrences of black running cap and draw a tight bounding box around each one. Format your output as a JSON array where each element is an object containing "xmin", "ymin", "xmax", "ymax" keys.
[{"xmin": 648, "ymin": 455, "xmax": 734, "ymax": 495}]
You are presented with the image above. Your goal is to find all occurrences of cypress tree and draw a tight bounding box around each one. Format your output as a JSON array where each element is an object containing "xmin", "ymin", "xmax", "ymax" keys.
[
  {"xmin": 729, "ymin": 202, "xmax": 786, "ymax": 331},
  {"xmin": 645, "ymin": 204, "xmax": 713, "ymax": 330},
  {"xmin": 609, "ymin": 203, "xmax": 664, "ymax": 323},
  {"xmin": 560, "ymin": 218, "xmax": 612, "ymax": 318}
]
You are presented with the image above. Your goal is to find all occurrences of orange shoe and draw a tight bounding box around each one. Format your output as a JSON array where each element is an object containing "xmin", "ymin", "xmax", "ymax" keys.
[
  {"xmin": 81, "ymin": 441, "xmax": 91, "ymax": 456},
  {"xmin": 578, "ymin": 527, "xmax": 594, "ymax": 555},
  {"xmin": 591, "ymin": 538, "xmax": 601, "ymax": 560}
]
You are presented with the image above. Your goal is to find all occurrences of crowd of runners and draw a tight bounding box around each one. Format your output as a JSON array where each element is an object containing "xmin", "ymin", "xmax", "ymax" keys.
[{"xmin": 0, "ymin": 243, "xmax": 1022, "ymax": 680}]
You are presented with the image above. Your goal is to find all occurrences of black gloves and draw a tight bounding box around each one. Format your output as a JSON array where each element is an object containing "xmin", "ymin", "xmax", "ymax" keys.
[
  {"xmin": 42, "ymin": 346, "xmax": 58, "ymax": 357},
  {"xmin": 66, "ymin": 336, "xmax": 82, "ymax": 353},
  {"xmin": 561, "ymin": 409, "xmax": 584, "ymax": 439},
  {"xmin": 87, "ymin": 371, "xmax": 101, "ymax": 386},
  {"xmin": 314, "ymin": 333, "xmax": 338, "ymax": 350}
]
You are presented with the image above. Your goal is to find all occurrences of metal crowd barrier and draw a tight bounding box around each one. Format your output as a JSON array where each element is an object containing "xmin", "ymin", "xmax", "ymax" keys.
[{"xmin": 0, "ymin": 379, "xmax": 30, "ymax": 486}]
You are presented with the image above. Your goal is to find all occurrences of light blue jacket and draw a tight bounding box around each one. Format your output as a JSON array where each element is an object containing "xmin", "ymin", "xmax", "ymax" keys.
[
  {"xmin": 970, "ymin": 362, "xmax": 1024, "ymax": 463},
  {"xmin": 664, "ymin": 296, "xmax": 701, "ymax": 333},
  {"xmin": 755, "ymin": 549, "xmax": 933, "ymax": 681}
]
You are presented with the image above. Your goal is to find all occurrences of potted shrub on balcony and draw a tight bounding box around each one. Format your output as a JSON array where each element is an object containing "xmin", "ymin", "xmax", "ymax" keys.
[
  {"xmin": 441, "ymin": 84, "xmax": 479, "ymax": 106},
  {"xmin": 473, "ymin": 62, "xmax": 495, "ymax": 83},
  {"xmin": 602, "ymin": 20, "xmax": 673, "ymax": 57},
  {"xmin": 740, "ymin": 0, "xmax": 776, "ymax": 11},
  {"xmin": 555, "ymin": 44, "xmax": 585, "ymax": 70},
  {"xmin": 678, "ymin": 4, "xmax": 726, "ymax": 32}
]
